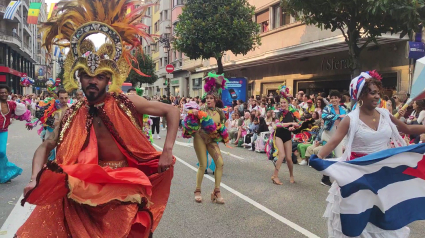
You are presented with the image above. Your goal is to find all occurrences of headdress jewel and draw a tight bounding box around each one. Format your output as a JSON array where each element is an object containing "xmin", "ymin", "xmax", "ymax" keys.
[{"xmin": 40, "ymin": 0, "xmax": 153, "ymax": 93}]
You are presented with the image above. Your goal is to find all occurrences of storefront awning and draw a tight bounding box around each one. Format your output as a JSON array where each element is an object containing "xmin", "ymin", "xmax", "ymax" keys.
[{"xmin": 0, "ymin": 66, "xmax": 25, "ymax": 77}]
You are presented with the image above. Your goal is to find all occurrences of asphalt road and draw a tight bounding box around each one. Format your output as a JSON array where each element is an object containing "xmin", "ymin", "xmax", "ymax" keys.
[{"xmin": 1, "ymin": 121, "xmax": 424, "ymax": 238}]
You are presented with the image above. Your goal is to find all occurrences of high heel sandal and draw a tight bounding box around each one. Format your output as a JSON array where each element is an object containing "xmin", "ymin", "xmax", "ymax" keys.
[
  {"xmin": 211, "ymin": 189, "xmax": 225, "ymax": 204},
  {"xmin": 271, "ymin": 175, "xmax": 283, "ymax": 185},
  {"xmin": 194, "ymin": 188, "xmax": 202, "ymax": 203}
]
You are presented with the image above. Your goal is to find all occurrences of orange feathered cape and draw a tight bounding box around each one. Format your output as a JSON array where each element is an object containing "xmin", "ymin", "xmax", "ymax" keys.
[{"xmin": 16, "ymin": 93, "xmax": 175, "ymax": 238}]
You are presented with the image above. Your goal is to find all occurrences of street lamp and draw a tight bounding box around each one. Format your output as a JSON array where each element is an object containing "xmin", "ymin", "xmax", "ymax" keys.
[{"xmin": 159, "ymin": 33, "xmax": 172, "ymax": 98}]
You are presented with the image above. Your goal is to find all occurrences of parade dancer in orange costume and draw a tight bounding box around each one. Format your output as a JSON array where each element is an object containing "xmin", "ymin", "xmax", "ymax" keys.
[{"xmin": 16, "ymin": 1, "xmax": 179, "ymax": 237}]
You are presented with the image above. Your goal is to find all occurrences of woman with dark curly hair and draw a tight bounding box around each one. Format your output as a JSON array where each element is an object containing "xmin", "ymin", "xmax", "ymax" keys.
[{"xmin": 317, "ymin": 71, "xmax": 425, "ymax": 237}]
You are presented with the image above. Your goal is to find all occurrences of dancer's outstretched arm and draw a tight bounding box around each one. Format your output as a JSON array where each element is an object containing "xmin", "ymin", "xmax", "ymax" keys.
[
  {"xmin": 391, "ymin": 114, "xmax": 425, "ymax": 135},
  {"xmin": 317, "ymin": 117, "xmax": 350, "ymax": 159}
]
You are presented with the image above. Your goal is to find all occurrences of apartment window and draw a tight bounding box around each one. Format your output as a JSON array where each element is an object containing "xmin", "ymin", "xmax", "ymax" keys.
[
  {"xmin": 154, "ymin": 21, "xmax": 159, "ymax": 32},
  {"xmin": 147, "ymin": 45, "xmax": 151, "ymax": 54},
  {"xmin": 256, "ymin": 10, "xmax": 269, "ymax": 33},
  {"xmin": 154, "ymin": 4, "xmax": 159, "ymax": 13},
  {"xmin": 172, "ymin": 21, "xmax": 178, "ymax": 35},
  {"xmin": 272, "ymin": 5, "xmax": 291, "ymax": 29},
  {"xmin": 163, "ymin": 10, "xmax": 168, "ymax": 20},
  {"xmin": 173, "ymin": 0, "xmax": 184, "ymax": 7},
  {"xmin": 160, "ymin": 12, "xmax": 163, "ymax": 21},
  {"xmin": 147, "ymin": 7, "xmax": 151, "ymax": 16}
]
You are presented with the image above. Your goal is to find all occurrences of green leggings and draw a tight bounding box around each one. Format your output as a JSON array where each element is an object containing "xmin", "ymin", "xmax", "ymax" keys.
[{"xmin": 297, "ymin": 143, "xmax": 312, "ymax": 158}]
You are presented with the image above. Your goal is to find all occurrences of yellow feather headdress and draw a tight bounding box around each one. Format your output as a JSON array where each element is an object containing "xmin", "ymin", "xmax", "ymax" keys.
[{"xmin": 40, "ymin": 0, "xmax": 153, "ymax": 93}]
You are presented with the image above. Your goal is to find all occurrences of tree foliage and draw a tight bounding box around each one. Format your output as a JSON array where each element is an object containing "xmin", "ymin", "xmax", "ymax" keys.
[
  {"xmin": 282, "ymin": 0, "xmax": 425, "ymax": 75},
  {"xmin": 174, "ymin": 0, "xmax": 261, "ymax": 74},
  {"xmin": 126, "ymin": 52, "xmax": 158, "ymax": 86}
]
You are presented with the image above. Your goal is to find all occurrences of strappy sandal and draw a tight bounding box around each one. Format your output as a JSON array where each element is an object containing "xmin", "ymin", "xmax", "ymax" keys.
[
  {"xmin": 194, "ymin": 188, "xmax": 202, "ymax": 203},
  {"xmin": 211, "ymin": 188, "xmax": 225, "ymax": 204},
  {"xmin": 271, "ymin": 175, "xmax": 283, "ymax": 185}
]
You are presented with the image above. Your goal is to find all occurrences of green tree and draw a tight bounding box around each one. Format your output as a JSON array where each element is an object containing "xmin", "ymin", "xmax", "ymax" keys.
[
  {"xmin": 282, "ymin": 0, "xmax": 425, "ymax": 75},
  {"xmin": 174, "ymin": 0, "xmax": 261, "ymax": 74},
  {"xmin": 126, "ymin": 52, "xmax": 158, "ymax": 86}
]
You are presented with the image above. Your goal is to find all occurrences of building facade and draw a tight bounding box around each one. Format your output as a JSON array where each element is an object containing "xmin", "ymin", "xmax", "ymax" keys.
[
  {"xmin": 142, "ymin": 0, "xmax": 410, "ymax": 99},
  {"xmin": 0, "ymin": 0, "xmax": 49, "ymax": 94},
  {"xmin": 196, "ymin": 0, "xmax": 409, "ymax": 98}
]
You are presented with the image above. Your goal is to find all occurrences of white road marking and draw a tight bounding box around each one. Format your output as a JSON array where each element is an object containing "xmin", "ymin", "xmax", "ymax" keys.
[
  {"xmin": 174, "ymin": 140, "xmax": 245, "ymax": 160},
  {"xmin": 153, "ymin": 143, "xmax": 320, "ymax": 238},
  {"xmin": 1, "ymin": 144, "xmax": 318, "ymax": 238},
  {"xmin": 0, "ymin": 195, "xmax": 35, "ymax": 238}
]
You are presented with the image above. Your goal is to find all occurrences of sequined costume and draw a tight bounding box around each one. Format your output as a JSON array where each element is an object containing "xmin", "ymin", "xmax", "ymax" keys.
[
  {"xmin": 26, "ymin": 97, "xmax": 66, "ymax": 161},
  {"xmin": 18, "ymin": 94, "xmax": 175, "ymax": 238},
  {"xmin": 0, "ymin": 101, "xmax": 31, "ymax": 183},
  {"xmin": 16, "ymin": 1, "xmax": 174, "ymax": 237},
  {"xmin": 182, "ymin": 74, "xmax": 229, "ymax": 194}
]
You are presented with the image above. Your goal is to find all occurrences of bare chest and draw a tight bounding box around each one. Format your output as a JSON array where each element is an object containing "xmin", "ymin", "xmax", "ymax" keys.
[{"xmin": 92, "ymin": 116, "xmax": 125, "ymax": 161}]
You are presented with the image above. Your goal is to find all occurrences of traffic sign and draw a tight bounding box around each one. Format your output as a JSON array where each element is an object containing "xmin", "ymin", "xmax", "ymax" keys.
[
  {"xmin": 165, "ymin": 64, "xmax": 174, "ymax": 73},
  {"xmin": 166, "ymin": 74, "xmax": 173, "ymax": 78}
]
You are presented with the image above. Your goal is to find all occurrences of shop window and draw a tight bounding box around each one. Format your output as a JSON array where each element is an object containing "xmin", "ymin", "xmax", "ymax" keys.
[
  {"xmin": 272, "ymin": 4, "xmax": 292, "ymax": 29},
  {"xmin": 0, "ymin": 47, "xmax": 3, "ymax": 65}
]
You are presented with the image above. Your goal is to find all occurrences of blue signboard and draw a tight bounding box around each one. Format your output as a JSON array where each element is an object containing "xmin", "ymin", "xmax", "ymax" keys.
[
  {"xmin": 407, "ymin": 41, "xmax": 425, "ymax": 59},
  {"xmin": 221, "ymin": 77, "xmax": 247, "ymax": 107}
]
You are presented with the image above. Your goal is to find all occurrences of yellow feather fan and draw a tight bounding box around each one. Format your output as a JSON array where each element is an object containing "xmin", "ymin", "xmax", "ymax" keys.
[{"xmin": 40, "ymin": 0, "xmax": 153, "ymax": 93}]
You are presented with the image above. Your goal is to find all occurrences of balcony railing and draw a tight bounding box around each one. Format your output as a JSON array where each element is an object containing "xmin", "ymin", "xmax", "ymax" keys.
[
  {"xmin": 24, "ymin": 42, "xmax": 30, "ymax": 51},
  {"xmin": 0, "ymin": 29, "xmax": 22, "ymax": 43}
]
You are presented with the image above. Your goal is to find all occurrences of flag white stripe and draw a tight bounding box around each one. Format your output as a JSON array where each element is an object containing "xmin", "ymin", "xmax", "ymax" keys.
[
  {"xmin": 4, "ymin": 1, "xmax": 21, "ymax": 20},
  {"xmin": 6, "ymin": 1, "xmax": 20, "ymax": 20},
  {"xmin": 323, "ymin": 152, "xmax": 423, "ymax": 186},
  {"xmin": 341, "ymin": 178, "xmax": 425, "ymax": 214}
]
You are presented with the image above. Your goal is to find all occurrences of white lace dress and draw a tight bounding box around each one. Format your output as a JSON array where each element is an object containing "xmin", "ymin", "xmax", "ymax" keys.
[{"xmin": 325, "ymin": 108, "xmax": 411, "ymax": 238}]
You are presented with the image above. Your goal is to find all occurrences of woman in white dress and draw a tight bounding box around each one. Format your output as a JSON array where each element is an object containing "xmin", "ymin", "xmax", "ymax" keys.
[{"xmin": 317, "ymin": 71, "xmax": 425, "ymax": 238}]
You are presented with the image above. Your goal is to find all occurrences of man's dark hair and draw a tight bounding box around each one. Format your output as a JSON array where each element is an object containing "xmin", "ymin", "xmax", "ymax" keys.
[
  {"xmin": 57, "ymin": 89, "xmax": 68, "ymax": 96},
  {"xmin": 329, "ymin": 90, "xmax": 341, "ymax": 98},
  {"xmin": 163, "ymin": 95, "xmax": 167, "ymax": 98},
  {"xmin": 127, "ymin": 88, "xmax": 136, "ymax": 93},
  {"xmin": 0, "ymin": 85, "xmax": 11, "ymax": 93}
]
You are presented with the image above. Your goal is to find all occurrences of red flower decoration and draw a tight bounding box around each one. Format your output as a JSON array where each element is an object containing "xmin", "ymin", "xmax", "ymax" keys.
[{"xmin": 368, "ymin": 70, "xmax": 382, "ymax": 81}]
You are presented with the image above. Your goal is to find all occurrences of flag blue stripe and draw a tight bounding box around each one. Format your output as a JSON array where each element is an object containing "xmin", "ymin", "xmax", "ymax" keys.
[
  {"xmin": 310, "ymin": 143, "xmax": 425, "ymax": 172},
  {"xmin": 347, "ymin": 143, "xmax": 425, "ymax": 165},
  {"xmin": 4, "ymin": 1, "xmax": 21, "ymax": 20},
  {"xmin": 340, "ymin": 165, "xmax": 416, "ymax": 198},
  {"xmin": 340, "ymin": 197, "xmax": 425, "ymax": 237},
  {"xmin": 308, "ymin": 155, "xmax": 337, "ymax": 171}
]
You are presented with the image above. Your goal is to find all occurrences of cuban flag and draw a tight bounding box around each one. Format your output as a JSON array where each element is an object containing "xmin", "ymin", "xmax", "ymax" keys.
[
  {"xmin": 310, "ymin": 144, "xmax": 425, "ymax": 237},
  {"xmin": 3, "ymin": 1, "xmax": 21, "ymax": 20}
]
